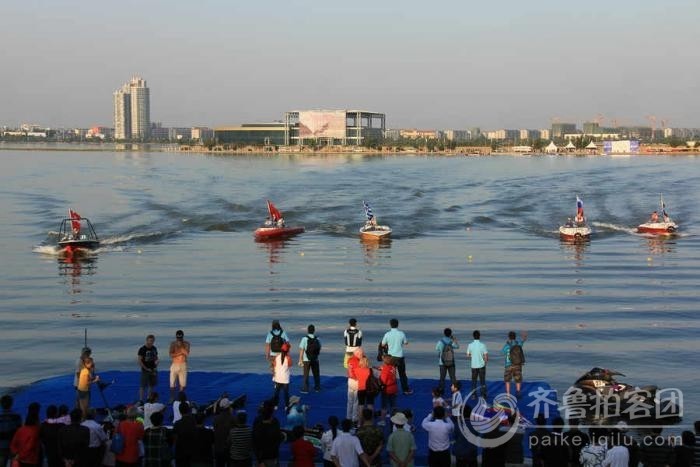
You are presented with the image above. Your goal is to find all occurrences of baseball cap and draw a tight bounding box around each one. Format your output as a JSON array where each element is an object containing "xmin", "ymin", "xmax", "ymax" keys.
[{"xmin": 175, "ymin": 330, "xmax": 184, "ymax": 338}]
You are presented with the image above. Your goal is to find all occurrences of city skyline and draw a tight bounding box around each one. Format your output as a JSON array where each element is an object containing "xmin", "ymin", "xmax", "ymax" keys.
[{"xmin": 1, "ymin": 0, "xmax": 699, "ymax": 129}]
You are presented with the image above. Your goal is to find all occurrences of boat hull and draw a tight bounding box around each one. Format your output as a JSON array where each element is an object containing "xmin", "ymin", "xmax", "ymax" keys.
[
  {"xmin": 254, "ymin": 226, "xmax": 305, "ymax": 240},
  {"xmin": 359, "ymin": 225, "xmax": 392, "ymax": 240},
  {"xmin": 559, "ymin": 225, "xmax": 591, "ymax": 241},
  {"xmin": 636, "ymin": 222, "xmax": 678, "ymax": 235},
  {"xmin": 58, "ymin": 240, "xmax": 100, "ymax": 255}
]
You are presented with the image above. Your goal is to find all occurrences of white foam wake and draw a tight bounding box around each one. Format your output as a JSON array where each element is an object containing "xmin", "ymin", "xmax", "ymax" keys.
[{"xmin": 591, "ymin": 222, "xmax": 636, "ymax": 234}]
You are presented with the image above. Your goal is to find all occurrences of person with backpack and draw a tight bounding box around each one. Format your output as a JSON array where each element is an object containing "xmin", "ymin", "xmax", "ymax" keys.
[
  {"xmin": 343, "ymin": 318, "xmax": 363, "ymax": 368},
  {"xmin": 502, "ymin": 330, "xmax": 527, "ymax": 398},
  {"xmin": 435, "ymin": 328, "xmax": 459, "ymax": 395},
  {"xmin": 265, "ymin": 320, "xmax": 289, "ymax": 371},
  {"xmin": 298, "ymin": 324, "xmax": 321, "ymax": 394}
]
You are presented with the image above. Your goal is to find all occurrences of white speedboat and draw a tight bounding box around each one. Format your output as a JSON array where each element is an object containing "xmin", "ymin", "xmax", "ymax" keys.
[
  {"xmin": 359, "ymin": 224, "xmax": 392, "ymax": 240},
  {"xmin": 637, "ymin": 195, "xmax": 678, "ymax": 235},
  {"xmin": 560, "ymin": 196, "xmax": 591, "ymax": 241}
]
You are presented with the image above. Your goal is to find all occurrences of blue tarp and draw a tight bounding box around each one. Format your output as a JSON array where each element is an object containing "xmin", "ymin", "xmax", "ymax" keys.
[{"xmin": 9, "ymin": 371, "xmax": 557, "ymax": 464}]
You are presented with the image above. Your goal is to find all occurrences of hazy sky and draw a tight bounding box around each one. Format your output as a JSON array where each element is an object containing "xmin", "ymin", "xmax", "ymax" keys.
[{"xmin": 2, "ymin": 0, "xmax": 698, "ymax": 129}]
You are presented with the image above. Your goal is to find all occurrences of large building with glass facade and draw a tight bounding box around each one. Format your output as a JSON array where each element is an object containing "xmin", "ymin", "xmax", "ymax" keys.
[
  {"xmin": 283, "ymin": 110, "xmax": 385, "ymax": 146},
  {"xmin": 113, "ymin": 76, "xmax": 150, "ymax": 140},
  {"xmin": 214, "ymin": 123, "xmax": 286, "ymax": 145}
]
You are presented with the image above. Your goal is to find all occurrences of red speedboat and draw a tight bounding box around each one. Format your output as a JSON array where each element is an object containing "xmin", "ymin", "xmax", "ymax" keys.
[
  {"xmin": 637, "ymin": 195, "xmax": 678, "ymax": 235},
  {"xmin": 254, "ymin": 200, "xmax": 304, "ymax": 241},
  {"xmin": 58, "ymin": 209, "xmax": 100, "ymax": 255}
]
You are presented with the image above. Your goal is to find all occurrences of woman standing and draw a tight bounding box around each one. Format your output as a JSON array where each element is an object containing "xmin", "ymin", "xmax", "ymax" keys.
[
  {"xmin": 272, "ymin": 342, "xmax": 292, "ymax": 409},
  {"xmin": 10, "ymin": 412, "xmax": 41, "ymax": 467}
]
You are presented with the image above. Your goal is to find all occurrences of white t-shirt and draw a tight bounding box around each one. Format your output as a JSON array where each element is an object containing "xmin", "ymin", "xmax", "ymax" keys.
[
  {"xmin": 273, "ymin": 354, "xmax": 291, "ymax": 384},
  {"xmin": 143, "ymin": 402, "xmax": 165, "ymax": 429},
  {"xmin": 602, "ymin": 445, "xmax": 629, "ymax": 467},
  {"xmin": 330, "ymin": 432, "xmax": 364, "ymax": 467}
]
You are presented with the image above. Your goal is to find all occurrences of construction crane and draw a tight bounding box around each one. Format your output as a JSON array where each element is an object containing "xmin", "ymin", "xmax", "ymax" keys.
[{"xmin": 646, "ymin": 115, "xmax": 657, "ymax": 141}]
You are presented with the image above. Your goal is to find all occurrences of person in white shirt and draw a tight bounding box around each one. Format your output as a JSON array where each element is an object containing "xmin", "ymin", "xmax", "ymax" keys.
[
  {"xmin": 450, "ymin": 381, "xmax": 464, "ymax": 419},
  {"xmin": 330, "ymin": 419, "xmax": 371, "ymax": 467},
  {"xmin": 142, "ymin": 391, "xmax": 166, "ymax": 429},
  {"xmin": 421, "ymin": 406, "xmax": 454, "ymax": 467},
  {"xmin": 81, "ymin": 408, "xmax": 108, "ymax": 466},
  {"xmin": 602, "ymin": 436, "xmax": 629, "ymax": 467}
]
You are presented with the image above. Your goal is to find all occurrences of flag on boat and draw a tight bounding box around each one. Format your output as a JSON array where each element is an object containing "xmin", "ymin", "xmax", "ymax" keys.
[
  {"xmin": 266, "ymin": 200, "xmax": 283, "ymax": 222},
  {"xmin": 363, "ymin": 201, "xmax": 374, "ymax": 221},
  {"xmin": 661, "ymin": 196, "xmax": 668, "ymax": 219},
  {"xmin": 576, "ymin": 196, "xmax": 584, "ymax": 216},
  {"xmin": 69, "ymin": 209, "xmax": 81, "ymax": 232}
]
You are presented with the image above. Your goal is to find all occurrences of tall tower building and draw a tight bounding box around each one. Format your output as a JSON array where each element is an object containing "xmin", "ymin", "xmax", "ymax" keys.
[
  {"xmin": 113, "ymin": 84, "xmax": 131, "ymax": 140},
  {"xmin": 129, "ymin": 76, "xmax": 150, "ymax": 140}
]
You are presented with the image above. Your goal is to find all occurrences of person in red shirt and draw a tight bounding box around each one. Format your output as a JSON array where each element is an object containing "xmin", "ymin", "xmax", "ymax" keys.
[
  {"xmin": 115, "ymin": 407, "xmax": 144, "ymax": 467},
  {"xmin": 346, "ymin": 347, "xmax": 363, "ymax": 424},
  {"xmin": 290, "ymin": 425, "xmax": 316, "ymax": 467},
  {"xmin": 354, "ymin": 356, "xmax": 375, "ymax": 423},
  {"xmin": 10, "ymin": 411, "xmax": 41, "ymax": 467},
  {"xmin": 378, "ymin": 355, "xmax": 399, "ymax": 424}
]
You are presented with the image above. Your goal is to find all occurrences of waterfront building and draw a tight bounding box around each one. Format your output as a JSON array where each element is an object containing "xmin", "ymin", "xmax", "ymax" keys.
[
  {"xmin": 215, "ymin": 123, "xmax": 286, "ymax": 146},
  {"xmin": 284, "ymin": 110, "xmax": 386, "ymax": 146},
  {"xmin": 129, "ymin": 77, "xmax": 150, "ymax": 140},
  {"xmin": 444, "ymin": 130, "xmax": 468, "ymax": 141},
  {"xmin": 583, "ymin": 122, "xmax": 600, "ymax": 135},
  {"xmin": 149, "ymin": 122, "xmax": 170, "ymax": 141},
  {"xmin": 468, "ymin": 127, "xmax": 481, "ymax": 140},
  {"xmin": 384, "ymin": 129, "xmax": 401, "ymax": 141},
  {"xmin": 191, "ymin": 127, "xmax": 214, "ymax": 141},
  {"xmin": 399, "ymin": 129, "xmax": 438, "ymax": 139},
  {"xmin": 551, "ymin": 123, "xmax": 577, "ymax": 139},
  {"xmin": 539, "ymin": 129, "xmax": 550, "ymax": 140},
  {"xmin": 170, "ymin": 127, "xmax": 192, "ymax": 141},
  {"xmin": 487, "ymin": 129, "xmax": 518, "ymax": 140},
  {"xmin": 113, "ymin": 84, "xmax": 131, "ymax": 140}
]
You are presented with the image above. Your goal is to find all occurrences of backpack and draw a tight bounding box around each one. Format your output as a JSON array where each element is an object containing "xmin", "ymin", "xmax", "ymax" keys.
[
  {"xmin": 305, "ymin": 336, "xmax": 321, "ymax": 361},
  {"xmin": 377, "ymin": 342, "xmax": 388, "ymax": 362},
  {"xmin": 441, "ymin": 341, "xmax": 455, "ymax": 367},
  {"xmin": 110, "ymin": 431, "xmax": 125, "ymax": 454},
  {"xmin": 509, "ymin": 343, "xmax": 525, "ymax": 365},
  {"xmin": 269, "ymin": 331, "xmax": 284, "ymax": 353},
  {"xmin": 345, "ymin": 328, "xmax": 362, "ymax": 347},
  {"xmin": 365, "ymin": 371, "xmax": 383, "ymax": 397}
]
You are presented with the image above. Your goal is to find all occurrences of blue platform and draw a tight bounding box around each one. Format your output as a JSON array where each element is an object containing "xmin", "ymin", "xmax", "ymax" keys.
[{"xmin": 8, "ymin": 371, "xmax": 557, "ymax": 464}]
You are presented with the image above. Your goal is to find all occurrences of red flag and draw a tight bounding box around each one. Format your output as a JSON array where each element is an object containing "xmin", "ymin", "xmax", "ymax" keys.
[
  {"xmin": 69, "ymin": 209, "xmax": 81, "ymax": 232},
  {"xmin": 266, "ymin": 200, "xmax": 283, "ymax": 222}
]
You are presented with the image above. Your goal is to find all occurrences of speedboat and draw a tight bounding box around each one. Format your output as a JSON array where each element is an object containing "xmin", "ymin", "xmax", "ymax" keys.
[
  {"xmin": 254, "ymin": 200, "xmax": 304, "ymax": 241},
  {"xmin": 559, "ymin": 196, "xmax": 591, "ymax": 241},
  {"xmin": 360, "ymin": 201, "xmax": 391, "ymax": 240},
  {"xmin": 637, "ymin": 195, "xmax": 678, "ymax": 235},
  {"xmin": 58, "ymin": 209, "xmax": 100, "ymax": 255}
]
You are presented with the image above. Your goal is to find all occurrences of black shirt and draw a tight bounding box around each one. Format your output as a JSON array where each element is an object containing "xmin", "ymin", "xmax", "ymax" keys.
[
  {"xmin": 173, "ymin": 415, "xmax": 197, "ymax": 459},
  {"xmin": 138, "ymin": 345, "xmax": 159, "ymax": 370}
]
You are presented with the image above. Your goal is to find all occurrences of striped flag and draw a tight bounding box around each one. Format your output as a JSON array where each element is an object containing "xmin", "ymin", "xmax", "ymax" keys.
[
  {"xmin": 363, "ymin": 201, "xmax": 374, "ymax": 221},
  {"xmin": 576, "ymin": 196, "xmax": 584, "ymax": 216}
]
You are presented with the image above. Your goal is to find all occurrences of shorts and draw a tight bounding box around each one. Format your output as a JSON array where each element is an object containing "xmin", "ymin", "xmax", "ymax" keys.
[
  {"xmin": 170, "ymin": 362, "xmax": 188, "ymax": 388},
  {"xmin": 358, "ymin": 390, "xmax": 375, "ymax": 406},
  {"xmin": 77, "ymin": 390, "xmax": 90, "ymax": 400},
  {"xmin": 504, "ymin": 365, "xmax": 522, "ymax": 383},
  {"xmin": 381, "ymin": 392, "xmax": 397, "ymax": 411},
  {"xmin": 140, "ymin": 369, "xmax": 157, "ymax": 388}
]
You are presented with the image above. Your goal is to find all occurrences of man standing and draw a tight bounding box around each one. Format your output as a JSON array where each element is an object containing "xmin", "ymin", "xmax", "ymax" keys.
[
  {"xmin": 357, "ymin": 408, "xmax": 384, "ymax": 467},
  {"xmin": 502, "ymin": 330, "xmax": 527, "ymax": 397},
  {"xmin": 138, "ymin": 334, "xmax": 159, "ymax": 402},
  {"xmin": 172, "ymin": 402, "xmax": 197, "ymax": 467},
  {"xmin": 81, "ymin": 408, "xmax": 108, "ymax": 466},
  {"xmin": 387, "ymin": 412, "xmax": 416, "ymax": 467},
  {"xmin": 466, "ymin": 330, "xmax": 488, "ymax": 400},
  {"xmin": 344, "ymin": 318, "xmax": 363, "ymax": 368},
  {"xmin": 421, "ymin": 406, "xmax": 454, "ymax": 467},
  {"xmin": 381, "ymin": 319, "xmax": 412, "ymax": 395},
  {"xmin": 330, "ymin": 419, "xmax": 371, "ymax": 467},
  {"xmin": 435, "ymin": 328, "xmax": 459, "ymax": 394},
  {"xmin": 73, "ymin": 347, "xmax": 92, "ymax": 407},
  {"xmin": 0, "ymin": 395, "xmax": 22, "ymax": 467},
  {"xmin": 169, "ymin": 330, "xmax": 190, "ymax": 402},
  {"xmin": 58, "ymin": 409, "xmax": 90, "ymax": 467},
  {"xmin": 298, "ymin": 324, "xmax": 321, "ymax": 393}
]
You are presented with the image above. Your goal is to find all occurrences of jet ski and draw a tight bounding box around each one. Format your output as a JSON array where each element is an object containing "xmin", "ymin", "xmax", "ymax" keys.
[
  {"xmin": 569, "ymin": 367, "xmax": 681, "ymax": 425},
  {"xmin": 58, "ymin": 209, "xmax": 100, "ymax": 255}
]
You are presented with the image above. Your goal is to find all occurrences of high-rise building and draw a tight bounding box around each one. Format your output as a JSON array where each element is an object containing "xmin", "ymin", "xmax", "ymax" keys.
[
  {"xmin": 129, "ymin": 77, "xmax": 150, "ymax": 140},
  {"xmin": 113, "ymin": 84, "xmax": 131, "ymax": 140},
  {"xmin": 113, "ymin": 76, "xmax": 150, "ymax": 140},
  {"xmin": 551, "ymin": 123, "xmax": 577, "ymax": 139}
]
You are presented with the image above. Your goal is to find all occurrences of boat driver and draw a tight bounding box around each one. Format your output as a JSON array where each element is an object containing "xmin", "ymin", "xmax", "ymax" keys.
[
  {"xmin": 574, "ymin": 213, "xmax": 585, "ymax": 225},
  {"xmin": 72, "ymin": 227, "xmax": 81, "ymax": 240},
  {"xmin": 276, "ymin": 217, "xmax": 285, "ymax": 227},
  {"xmin": 650, "ymin": 211, "xmax": 659, "ymax": 223}
]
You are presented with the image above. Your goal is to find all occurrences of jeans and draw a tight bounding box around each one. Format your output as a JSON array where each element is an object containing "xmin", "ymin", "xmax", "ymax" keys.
[
  {"xmin": 302, "ymin": 360, "xmax": 320, "ymax": 391},
  {"xmin": 392, "ymin": 356, "xmax": 410, "ymax": 392},
  {"xmin": 471, "ymin": 367, "xmax": 487, "ymax": 397},
  {"xmin": 438, "ymin": 364, "xmax": 456, "ymax": 393},
  {"xmin": 273, "ymin": 382, "xmax": 289, "ymax": 408},
  {"xmin": 347, "ymin": 384, "xmax": 359, "ymax": 421}
]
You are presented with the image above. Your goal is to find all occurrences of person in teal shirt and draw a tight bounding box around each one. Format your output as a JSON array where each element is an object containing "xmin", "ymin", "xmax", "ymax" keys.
[
  {"xmin": 466, "ymin": 330, "xmax": 488, "ymax": 399},
  {"xmin": 298, "ymin": 324, "xmax": 321, "ymax": 393},
  {"xmin": 502, "ymin": 330, "xmax": 527, "ymax": 397},
  {"xmin": 381, "ymin": 319, "xmax": 412, "ymax": 395}
]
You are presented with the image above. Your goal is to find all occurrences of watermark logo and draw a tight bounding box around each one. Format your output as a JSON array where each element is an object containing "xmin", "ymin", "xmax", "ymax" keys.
[{"xmin": 457, "ymin": 389, "xmax": 522, "ymax": 448}]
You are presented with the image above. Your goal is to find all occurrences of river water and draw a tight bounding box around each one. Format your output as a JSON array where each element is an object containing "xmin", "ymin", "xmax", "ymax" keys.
[{"xmin": 1, "ymin": 150, "xmax": 698, "ymax": 423}]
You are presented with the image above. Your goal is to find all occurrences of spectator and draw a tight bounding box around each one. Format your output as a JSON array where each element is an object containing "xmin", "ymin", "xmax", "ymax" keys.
[
  {"xmin": 355, "ymin": 356, "xmax": 374, "ymax": 423},
  {"xmin": 435, "ymin": 328, "xmax": 459, "ymax": 394},
  {"xmin": 579, "ymin": 428, "xmax": 608, "ymax": 467},
  {"xmin": 143, "ymin": 411, "xmax": 172, "ymax": 467},
  {"xmin": 347, "ymin": 348, "xmax": 363, "ymax": 424},
  {"xmin": 192, "ymin": 413, "xmax": 214, "ymax": 467},
  {"xmin": 286, "ymin": 396, "xmax": 307, "ymax": 431},
  {"xmin": 101, "ymin": 421, "xmax": 116, "ymax": 467},
  {"xmin": 40, "ymin": 405, "xmax": 62, "ymax": 467},
  {"xmin": 602, "ymin": 430, "xmax": 629, "ymax": 467},
  {"xmin": 0, "ymin": 395, "xmax": 22, "ymax": 467},
  {"xmin": 320, "ymin": 416, "xmax": 340, "ymax": 467},
  {"xmin": 693, "ymin": 421, "xmax": 700, "ymax": 467},
  {"xmin": 357, "ymin": 408, "xmax": 383, "ymax": 467},
  {"xmin": 298, "ymin": 324, "xmax": 321, "ymax": 394},
  {"xmin": 563, "ymin": 419, "xmax": 589, "ymax": 467},
  {"xmin": 431, "ymin": 387, "xmax": 446, "ymax": 409},
  {"xmin": 172, "ymin": 392, "xmax": 189, "ymax": 424},
  {"xmin": 81, "ymin": 408, "xmax": 108, "ymax": 466},
  {"xmin": 58, "ymin": 408, "xmax": 90, "ymax": 467},
  {"xmin": 344, "ymin": 318, "xmax": 363, "ymax": 369},
  {"xmin": 421, "ymin": 406, "xmax": 454, "ymax": 467},
  {"xmin": 138, "ymin": 334, "xmax": 160, "ymax": 402},
  {"xmin": 265, "ymin": 320, "xmax": 290, "ymax": 370},
  {"xmin": 143, "ymin": 392, "xmax": 166, "ymax": 431},
  {"xmin": 73, "ymin": 347, "xmax": 92, "ymax": 407},
  {"xmin": 466, "ymin": 330, "xmax": 488, "ymax": 400},
  {"xmin": 9, "ymin": 410, "xmax": 41, "ymax": 467},
  {"xmin": 541, "ymin": 417, "xmax": 568, "ymax": 467},
  {"xmin": 272, "ymin": 342, "xmax": 292, "ymax": 410},
  {"xmin": 213, "ymin": 397, "xmax": 233, "ymax": 467},
  {"xmin": 381, "ymin": 319, "xmax": 412, "ymax": 395},
  {"xmin": 453, "ymin": 404, "xmax": 478, "ymax": 467},
  {"xmin": 640, "ymin": 427, "xmax": 675, "ymax": 467},
  {"xmin": 76, "ymin": 357, "xmax": 99, "ymax": 421},
  {"xmin": 228, "ymin": 411, "xmax": 252, "ymax": 467},
  {"xmin": 115, "ymin": 406, "xmax": 145, "ymax": 467},
  {"xmin": 378, "ymin": 355, "xmax": 399, "ymax": 426},
  {"xmin": 290, "ymin": 425, "xmax": 315, "ymax": 467},
  {"xmin": 173, "ymin": 402, "xmax": 197, "ymax": 467},
  {"xmin": 450, "ymin": 382, "xmax": 464, "ymax": 420},
  {"xmin": 672, "ymin": 430, "xmax": 695, "ymax": 467},
  {"xmin": 252, "ymin": 405, "xmax": 283, "ymax": 467},
  {"xmin": 330, "ymin": 419, "xmax": 370, "ymax": 467},
  {"xmin": 387, "ymin": 412, "xmax": 416, "ymax": 467},
  {"xmin": 528, "ymin": 415, "xmax": 550, "ymax": 467},
  {"xmin": 169, "ymin": 330, "xmax": 190, "ymax": 402},
  {"xmin": 503, "ymin": 413, "xmax": 525, "ymax": 467},
  {"xmin": 502, "ymin": 331, "xmax": 527, "ymax": 397}
]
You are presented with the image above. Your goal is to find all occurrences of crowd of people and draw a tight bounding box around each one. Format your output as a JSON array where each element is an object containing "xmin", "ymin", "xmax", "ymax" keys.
[{"xmin": 1, "ymin": 317, "xmax": 699, "ymax": 467}]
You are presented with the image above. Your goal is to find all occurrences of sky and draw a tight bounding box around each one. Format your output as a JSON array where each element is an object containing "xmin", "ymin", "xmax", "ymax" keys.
[{"xmin": 1, "ymin": 0, "xmax": 699, "ymax": 130}]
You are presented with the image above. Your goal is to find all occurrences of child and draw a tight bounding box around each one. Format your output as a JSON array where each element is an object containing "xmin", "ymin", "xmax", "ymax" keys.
[
  {"xmin": 450, "ymin": 381, "xmax": 464, "ymax": 419},
  {"xmin": 432, "ymin": 387, "xmax": 447, "ymax": 408},
  {"xmin": 77, "ymin": 357, "xmax": 99, "ymax": 420}
]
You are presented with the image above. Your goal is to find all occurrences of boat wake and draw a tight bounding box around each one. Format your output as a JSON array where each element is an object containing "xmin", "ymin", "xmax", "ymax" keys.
[{"xmin": 591, "ymin": 222, "xmax": 636, "ymax": 234}]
